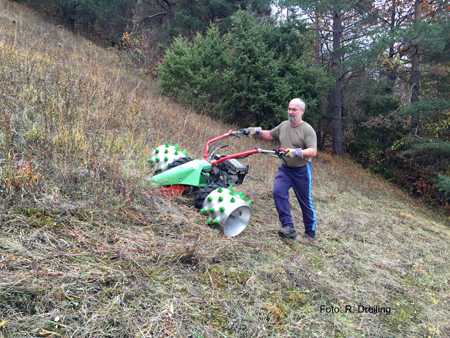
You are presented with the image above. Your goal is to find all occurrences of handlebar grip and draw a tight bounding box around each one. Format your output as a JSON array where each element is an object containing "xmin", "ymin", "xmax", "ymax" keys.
[{"xmin": 239, "ymin": 128, "xmax": 250, "ymax": 135}]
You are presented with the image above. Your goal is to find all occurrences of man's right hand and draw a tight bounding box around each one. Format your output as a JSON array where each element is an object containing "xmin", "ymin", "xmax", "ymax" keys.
[{"xmin": 247, "ymin": 127, "xmax": 261, "ymax": 137}]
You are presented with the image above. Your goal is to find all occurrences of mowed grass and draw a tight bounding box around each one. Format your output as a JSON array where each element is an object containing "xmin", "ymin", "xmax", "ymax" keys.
[{"xmin": 1, "ymin": 1, "xmax": 449, "ymax": 337}]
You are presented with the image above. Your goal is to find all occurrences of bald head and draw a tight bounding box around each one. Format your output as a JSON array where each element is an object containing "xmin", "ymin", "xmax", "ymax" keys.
[
  {"xmin": 287, "ymin": 98, "xmax": 306, "ymax": 126},
  {"xmin": 290, "ymin": 98, "xmax": 305, "ymax": 110}
]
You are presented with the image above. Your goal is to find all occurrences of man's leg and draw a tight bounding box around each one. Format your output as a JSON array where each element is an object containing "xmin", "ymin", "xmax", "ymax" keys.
[
  {"xmin": 272, "ymin": 166, "xmax": 294, "ymax": 228},
  {"xmin": 290, "ymin": 163, "xmax": 317, "ymax": 237}
]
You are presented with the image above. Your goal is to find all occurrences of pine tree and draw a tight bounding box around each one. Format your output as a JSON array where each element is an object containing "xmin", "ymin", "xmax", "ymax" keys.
[
  {"xmin": 281, "ymin": 0, "xmax": 376, "ymax": 155},
  {"xmin": 366, "ymin": 0, "xmax": 450, "ymax": 203}
]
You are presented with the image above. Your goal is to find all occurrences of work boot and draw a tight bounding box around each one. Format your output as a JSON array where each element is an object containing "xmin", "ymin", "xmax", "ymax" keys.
[
  {"xmin": 300, "ymin": 233, "xmax": 315, "ymax": 244},
  {"xmin": 278, "ymin": 226, "xmax": 297, "ymax": 239}
]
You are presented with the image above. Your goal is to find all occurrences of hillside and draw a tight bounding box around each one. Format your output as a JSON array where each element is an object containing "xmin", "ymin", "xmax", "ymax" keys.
[{"xmin": 1, "ymin": 1, "xmax": 450, "ymax": 337}]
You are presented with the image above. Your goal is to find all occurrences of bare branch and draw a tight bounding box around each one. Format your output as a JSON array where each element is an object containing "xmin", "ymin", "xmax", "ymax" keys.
[{"xmin": 140, "ymin": 12, "xmax": 168, "ymax": 24}]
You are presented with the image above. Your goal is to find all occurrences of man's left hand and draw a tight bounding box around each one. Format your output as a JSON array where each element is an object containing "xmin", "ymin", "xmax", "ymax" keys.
[
  {"xmin": 285, "ymin": 148, "xmax": 303, "ymax": 158},
  {"xmin": 246, "ymin": 127, "xmax": 261, "ymax": 138}
]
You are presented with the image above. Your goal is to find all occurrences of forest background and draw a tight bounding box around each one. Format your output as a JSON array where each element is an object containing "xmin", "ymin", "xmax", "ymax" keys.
[{"xmin": 11, "ymin": 0, "xmax": 450, "ymax": 209}]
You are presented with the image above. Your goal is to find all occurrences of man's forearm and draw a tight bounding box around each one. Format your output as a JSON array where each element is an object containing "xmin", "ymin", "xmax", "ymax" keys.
[
  {"xmin": 301, "ymin": 148, "xmax": 317, "ymax": 159},
  {"xmin": 259, "ymin": 130, "xmax": 274, "ymax": 140}
]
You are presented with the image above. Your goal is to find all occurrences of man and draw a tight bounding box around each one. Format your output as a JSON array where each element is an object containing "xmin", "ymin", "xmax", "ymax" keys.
[{"xmin": 248, "ymin": 98, "xmax": 317, "ymax": 242}]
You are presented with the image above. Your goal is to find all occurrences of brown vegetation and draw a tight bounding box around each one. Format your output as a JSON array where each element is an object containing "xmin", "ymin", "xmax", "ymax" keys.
[{"xmin": 1, "ymin": 1, "xmax": 450, "ymax": 337}]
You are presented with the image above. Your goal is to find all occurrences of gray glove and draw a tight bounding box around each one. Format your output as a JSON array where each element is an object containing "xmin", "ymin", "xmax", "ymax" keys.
[
  {"xmin": 285, "ymin": 148, "xmax": 303, "ymax": 158},
  {"xmin": 247, "ymin": 127, "xmax": 261, "ymax": 137}
]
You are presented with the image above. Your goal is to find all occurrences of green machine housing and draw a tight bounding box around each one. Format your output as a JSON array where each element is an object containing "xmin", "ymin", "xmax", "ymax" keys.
[{"xmin": 149, "ymin": 159, "xmax": 212, "ymax": 187}]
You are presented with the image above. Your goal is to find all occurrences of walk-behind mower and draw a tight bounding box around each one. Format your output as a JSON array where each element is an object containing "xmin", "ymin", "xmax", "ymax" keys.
[{"xmin": 148, "ymin": 129, "xmax": 287, "ymax": 237}]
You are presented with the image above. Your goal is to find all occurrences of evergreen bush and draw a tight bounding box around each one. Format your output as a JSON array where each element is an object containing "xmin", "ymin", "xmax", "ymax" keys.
[{"xmin": 158, "ymin": 10, "xmax": 333, "ymax": 129}]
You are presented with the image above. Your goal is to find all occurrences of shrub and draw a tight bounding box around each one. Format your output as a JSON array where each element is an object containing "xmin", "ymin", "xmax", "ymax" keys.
[
  {"xmin": 158, "ymin": 10, "xmax": 333, "ymax": 129},
  {"xmin": 158, "ymin": 25, "xmax": 228, "ymax": 114}
]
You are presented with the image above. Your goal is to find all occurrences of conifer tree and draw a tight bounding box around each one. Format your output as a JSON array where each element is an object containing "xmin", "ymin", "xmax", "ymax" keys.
[
  {"xmin": 366, "ymin": 0, "xmax": 450, "ymax": 203},
  {"xmin": 281, "ymin": 0, "xmax": 376, "ymax": 155}
]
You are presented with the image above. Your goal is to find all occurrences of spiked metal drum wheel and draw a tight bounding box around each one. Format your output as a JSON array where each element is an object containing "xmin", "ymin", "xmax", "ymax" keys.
[
  {"xmin": 200, "ymin": 186, "xmax": 252, "ymax": 237},
  {"xmin": 148, "ymin": 143, "xmax": 187, "ymax": 171}
]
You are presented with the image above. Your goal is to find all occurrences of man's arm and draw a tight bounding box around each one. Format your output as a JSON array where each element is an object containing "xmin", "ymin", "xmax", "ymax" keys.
[
  {"xmin": 259, "ymin": 130, "xmax": 274, "ymax": 140},
  {"xmin": 301, "ymin": 147, "xmax": 317, "ymax": 158}
]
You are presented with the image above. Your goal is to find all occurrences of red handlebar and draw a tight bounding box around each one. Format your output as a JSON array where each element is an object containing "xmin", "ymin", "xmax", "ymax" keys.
[
  {"xmin": 210, "ymin": 149, "xmax": 259, "ymax": 166},
  {"xmin": 204, "ymin": 130, "xmax": 233, "ymax": 161},
  {"xmin": 204, "ymin": 131, "xmax": 288, "ymax": 166}
]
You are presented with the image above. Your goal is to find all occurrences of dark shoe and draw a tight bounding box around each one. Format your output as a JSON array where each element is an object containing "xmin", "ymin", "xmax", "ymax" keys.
[
  {"xmin": 300, "ymin": 233, "xmax": 315, "ymax": 244},
  {"xmin": 278, "ymin": 226, "xmax": 297, "ymax": 239}
]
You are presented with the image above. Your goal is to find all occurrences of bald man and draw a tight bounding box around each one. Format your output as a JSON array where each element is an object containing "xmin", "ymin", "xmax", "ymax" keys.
[{"xmin": 248, "ymin": 98, "xmax": 318, "ymax": 242}]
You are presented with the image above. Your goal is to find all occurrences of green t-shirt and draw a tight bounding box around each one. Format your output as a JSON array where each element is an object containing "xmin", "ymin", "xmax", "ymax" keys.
[{"xmin": 270, "ymin": 120, "xmax": 317, "ymax": 167}]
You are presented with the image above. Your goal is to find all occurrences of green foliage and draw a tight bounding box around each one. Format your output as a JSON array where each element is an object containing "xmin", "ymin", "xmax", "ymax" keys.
[
  {"xmin": 401, "ymin": 139, "xmax": 450, "ymax": 157},
  {"xmin": 158, "ymin": 25, "xmax": 229, "ymax": 113},
  {"xmin": 347, "ymin": 78, "xmax": 404, "ymax": 180},
  {"xmin": 158, "ymin": 10, "xmax": 333, "ymax": 128},
  {"xmin": 343, "ymin": 9, "xmax": 450, "ymax": 207},
  {"xmin": 216, "ymin": 10, "xmax": 285, "ymax": 126},
  {"xmin": 170, "ymin": 0, "xmax": 272, "ymax": 37},
  {"xmin": 399, "ymin": 99, "xmax": 450, "ymax": 120},
  {"xmin": 436, "ymin": 174, "xmax": 450, "ymax": 199}
]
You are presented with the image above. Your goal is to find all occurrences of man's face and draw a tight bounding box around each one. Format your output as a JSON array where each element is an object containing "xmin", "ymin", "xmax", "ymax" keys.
[{"xmin": 287, "ymin": 102, "xmax": 303, "ymax": 123}]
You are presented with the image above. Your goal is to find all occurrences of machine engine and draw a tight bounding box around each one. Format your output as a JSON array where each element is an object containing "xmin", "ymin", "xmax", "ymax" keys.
[{"xmin": 211, "ymin": 158, "xmax": 249, "ymax": 186}]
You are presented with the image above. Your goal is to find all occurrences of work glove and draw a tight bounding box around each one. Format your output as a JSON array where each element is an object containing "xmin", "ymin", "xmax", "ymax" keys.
[
  {"xmin": 285, "ymin": 148, "xmax": 303, "ymax": 158},
  {"xmin": 247, "ymin": 127, "xmax": 261, "ymax": 137}
]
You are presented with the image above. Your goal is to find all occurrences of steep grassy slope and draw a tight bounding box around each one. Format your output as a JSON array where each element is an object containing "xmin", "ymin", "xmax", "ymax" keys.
[{"xmin": 1, "ymin": 1, "xmax": 449, "ymax": 337}]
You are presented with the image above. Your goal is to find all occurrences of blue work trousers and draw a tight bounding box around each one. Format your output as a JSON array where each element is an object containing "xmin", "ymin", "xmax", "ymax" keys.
[{"xmin": 272, "ymin": 163, "xmax": 317, "ymax": 236}]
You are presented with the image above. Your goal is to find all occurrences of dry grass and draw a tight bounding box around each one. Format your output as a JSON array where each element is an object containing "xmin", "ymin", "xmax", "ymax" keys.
[{"xmin": 1, "ymin": 1, "xmax": 450, "ymax": 337}]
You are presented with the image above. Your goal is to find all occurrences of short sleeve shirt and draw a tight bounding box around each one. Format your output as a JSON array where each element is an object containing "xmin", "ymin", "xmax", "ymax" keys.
[{"xmin": 270, "ymin": 120, "xmax": 317, "ymax": 167}]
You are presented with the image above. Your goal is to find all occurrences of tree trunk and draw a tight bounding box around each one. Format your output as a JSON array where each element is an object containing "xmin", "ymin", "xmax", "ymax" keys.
[
  {"xmin": 410, "ymin": 0, "xmax": 422, "ymax": 136},
  {"xmin": 315, "ymin": 12, "xmax": 323, "ymax": 150},
  {"xmin": 386, "ymin": 0, "xmax": 397, "ymax": 95},
  {"xmin": 316, "ymin": 114, "xmax": 322, "ymax": 150},
  {"xmin": 315, "ymin": 12, "xmax": 320, "ymax": 66},
  {"xmin": 332, "ymin": 10, "xmax": 343, "ymax": 155}
]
